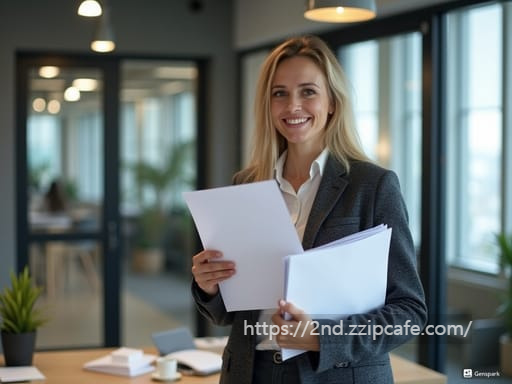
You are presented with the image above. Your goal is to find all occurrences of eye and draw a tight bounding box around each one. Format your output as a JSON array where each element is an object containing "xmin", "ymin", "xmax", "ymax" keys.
[
  {"xmin": 272, "ymin": 89, "xmax": 287, "ymax": 97},
  {"xmin": 302, "ymin": 88, "xmax": 317, "ymax": 97}
]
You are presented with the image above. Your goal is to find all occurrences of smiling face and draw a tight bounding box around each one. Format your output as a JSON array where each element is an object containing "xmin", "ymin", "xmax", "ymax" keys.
[{"xmin": 270, "ymin": 56, "xmax": 333, "ymax": 153}]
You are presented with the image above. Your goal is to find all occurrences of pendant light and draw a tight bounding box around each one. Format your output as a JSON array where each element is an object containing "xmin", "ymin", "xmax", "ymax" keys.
[
  {"xmin": 78, "ymin": 0, "xmax": 102, "ymax": 17},
  {"xmin": 304, "ymin": 0, "xmax": 376, "ymax": 23},
  {"xmin": 90, "ymin": 6, "xmax": 115, "ymax": 53}
]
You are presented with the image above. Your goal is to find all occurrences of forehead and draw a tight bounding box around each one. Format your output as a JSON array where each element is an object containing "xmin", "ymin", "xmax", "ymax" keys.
[{"xmin": 272, "ymin": 56, "xmax": 325, "ymax": 84}]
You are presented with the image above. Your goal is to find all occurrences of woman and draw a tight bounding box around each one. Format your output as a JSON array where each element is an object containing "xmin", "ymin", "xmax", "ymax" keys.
[{"xmin": 191, "ymin": 35, "xmax": 427, "ymax": 384}]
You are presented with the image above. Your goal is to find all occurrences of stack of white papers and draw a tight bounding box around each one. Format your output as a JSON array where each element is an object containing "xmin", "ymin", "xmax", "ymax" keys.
[
  {"xmin": 83, "ymin": 347, "xmax": 156, "ymax": 377},
  {"xmin": 184, "ymin": 182, "xmax": 391, "ymax": 316},
  {"xmin": 0, "ymin": 366, "xmax": 45, "ymax": 383},
  {"xmin": 184, "ymin": 180, "xmax": 303, "ymax": 311},
  {"xmin": 282, "ymin": 224, "xmax": 392, "ymax": 360}
]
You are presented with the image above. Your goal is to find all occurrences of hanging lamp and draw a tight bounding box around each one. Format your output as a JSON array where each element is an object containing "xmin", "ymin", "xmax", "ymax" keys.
[{"xmin": 304, "ymin": 0, "xmax": 376, "ymax": 23}]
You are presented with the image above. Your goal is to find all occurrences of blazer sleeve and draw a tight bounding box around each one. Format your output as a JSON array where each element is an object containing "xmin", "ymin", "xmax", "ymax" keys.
[
  {"xmin": 313, "ymin": 170, "xmax": 428, "ymax": 373},
  {"xmin": 191, "ymin": 280, "xmax": 235, "ymax": 326}
]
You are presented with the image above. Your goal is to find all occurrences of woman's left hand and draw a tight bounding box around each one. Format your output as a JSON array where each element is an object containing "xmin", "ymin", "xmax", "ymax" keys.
[{"xmin": 271, "ymin": 300, "xmax": 320, "ymax": 351}]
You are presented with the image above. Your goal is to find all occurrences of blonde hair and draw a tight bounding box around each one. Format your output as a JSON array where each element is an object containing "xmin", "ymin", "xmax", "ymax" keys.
[{"xmin": 239, "ymin": 35, "xmax": 369, "ymax": 183}]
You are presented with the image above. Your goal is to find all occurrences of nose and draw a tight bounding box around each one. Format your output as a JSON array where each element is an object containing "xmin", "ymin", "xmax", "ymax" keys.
[{"xmin": 287, "ymin": 95, "xmax": 302, "ymax": 112}]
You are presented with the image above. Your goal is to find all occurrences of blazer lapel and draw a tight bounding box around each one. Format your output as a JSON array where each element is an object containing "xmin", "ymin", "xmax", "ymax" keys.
[{"xmin": 302, "ymin": 155, "xmax": 348, "ymax": 250}]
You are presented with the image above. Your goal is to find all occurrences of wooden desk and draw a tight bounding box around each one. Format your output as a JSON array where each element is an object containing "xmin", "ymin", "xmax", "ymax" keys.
[
  {"xmin": 390, "ymin": 354, "xmax": 446, "ymax": 384},
  {"xmin": 1, "ymin": 348, "xmax": 217, "ymax": 384},
  {"xmin": 1, "ymin": 348, "xmax": 445, "ymax": 384}
]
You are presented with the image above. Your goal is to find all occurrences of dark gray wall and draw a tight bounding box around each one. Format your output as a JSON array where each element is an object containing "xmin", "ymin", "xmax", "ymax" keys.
[{"xmin": 0, "ymin": 0, "xmax": 237, "ymax": 290}]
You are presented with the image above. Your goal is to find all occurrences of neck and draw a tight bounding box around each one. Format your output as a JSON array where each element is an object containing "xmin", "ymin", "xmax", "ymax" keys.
[{"xmin": 283, "ymin": 145, "xmax": 324, "ymax": 190}]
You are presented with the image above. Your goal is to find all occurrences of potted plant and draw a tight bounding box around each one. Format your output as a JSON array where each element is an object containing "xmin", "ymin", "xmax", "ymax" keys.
[
  {"xmin": 130, "ymin": 141, "xmax": 194, "ymax": 274},
  {"xmin": 496, "ymin": 232, "xmax": 512, "ymax": 376},
  {"xmin": 0, "ymin": 266, "xmax": 47, "ymax": 366}
]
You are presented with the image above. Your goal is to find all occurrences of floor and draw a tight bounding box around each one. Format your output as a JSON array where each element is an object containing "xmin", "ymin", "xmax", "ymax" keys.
[
  {"xmin": 35, "ymin": 267, "xmax": 194, "ymax": 349},
  {"xmin": 30, "ymin": 260, "xmax": 512, "ymax": 382}
]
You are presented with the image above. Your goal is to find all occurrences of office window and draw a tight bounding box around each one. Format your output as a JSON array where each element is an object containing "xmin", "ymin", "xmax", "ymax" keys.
[
  {"xmin": 445, "ymin": 3, "xmax": 505, "ymax": 273},
  {"xmin": 339, "ymin": 32, "xmax": 422, "ymax": 245},
  {"xmin": 340, "ymin": 41, "xmax": 379, "ymax": 160}
]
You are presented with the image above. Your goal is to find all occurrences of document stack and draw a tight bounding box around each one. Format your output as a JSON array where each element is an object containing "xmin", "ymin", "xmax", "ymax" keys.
[{"xmin": 83, "ymin": 347, "xmax": 157, "ymax": 377}]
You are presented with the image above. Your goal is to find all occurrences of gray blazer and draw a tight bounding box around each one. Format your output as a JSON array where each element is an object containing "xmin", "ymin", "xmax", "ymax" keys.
[{"xmin": 192, "ymin": 156, "xmax": 428, "ymax": 384}]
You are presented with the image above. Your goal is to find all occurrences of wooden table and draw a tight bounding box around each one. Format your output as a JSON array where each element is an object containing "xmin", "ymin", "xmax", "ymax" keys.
[
  {"xmin": 390, "ymin": 354, "xmax": 446, "ymax": 384},
  {"xmin": 1, "ymin": 348, "xmax": 445, "ymax": 384}
]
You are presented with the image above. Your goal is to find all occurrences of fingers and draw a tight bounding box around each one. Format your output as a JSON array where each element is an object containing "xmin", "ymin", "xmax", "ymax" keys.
[
  {"xmin": 191, "ymin": 250, "xmax": 235, "ymax": 296},
  {"xmin": 193, "ymin": 249, "xmax": 223, "ymax": 264},
  {"xmin": 271, "ymin": 300, "xmax": 320, "ymax": 351},
  {"xmin": 278, "ymin": 299, "xmax": 308, "ymax": 321}
]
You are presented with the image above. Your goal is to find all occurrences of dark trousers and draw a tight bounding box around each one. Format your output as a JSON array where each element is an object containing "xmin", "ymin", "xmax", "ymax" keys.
[{"xmin": 252, "ymin": 351, "xmax": 301, "ymax": 384}]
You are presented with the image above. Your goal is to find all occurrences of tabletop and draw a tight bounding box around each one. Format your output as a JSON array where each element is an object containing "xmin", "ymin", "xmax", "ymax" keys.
[{"xmin": 1, "ymin": 347, "xmax": 446, "ymax": 384}]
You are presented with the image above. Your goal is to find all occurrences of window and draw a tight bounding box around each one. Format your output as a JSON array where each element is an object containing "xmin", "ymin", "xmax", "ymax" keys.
[
  {"xmin": 338, "ymin": 32, "xmax": 423, "ymax": 245},
  {"xmin": 445, "ymin": 3, "xmax": 506, "ymax": 273}
]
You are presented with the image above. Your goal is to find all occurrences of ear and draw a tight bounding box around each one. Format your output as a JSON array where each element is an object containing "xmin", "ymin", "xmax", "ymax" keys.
[{"xmin": 328, "ymin": 100, "xmax": 334, "ymax": 115}]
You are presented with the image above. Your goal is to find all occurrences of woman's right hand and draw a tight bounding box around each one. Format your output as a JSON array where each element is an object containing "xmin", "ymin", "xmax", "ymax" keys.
[{"xmin": 192, "ymin": 250, "xmax": 236, "ymax": 296}]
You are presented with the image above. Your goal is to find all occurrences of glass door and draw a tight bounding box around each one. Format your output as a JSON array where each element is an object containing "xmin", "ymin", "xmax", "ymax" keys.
[
  {"xmin": 119, "ymin": 60, "xmax": 198, "ymax": 347},
  {"xmin": 17, "ymin": 56, "xmax": 120, "ymax": 348},
  {"xmin": 17, "ymin": 55, "xmax": 205, "ymax": 349}
]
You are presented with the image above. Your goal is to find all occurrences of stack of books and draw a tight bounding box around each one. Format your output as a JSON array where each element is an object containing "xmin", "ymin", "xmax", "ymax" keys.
[{"xmin": 83, "ymin": 347, "xmax": 157, "ymax": 377}]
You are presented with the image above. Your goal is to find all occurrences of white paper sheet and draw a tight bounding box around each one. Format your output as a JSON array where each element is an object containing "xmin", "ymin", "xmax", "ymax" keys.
[
  {"xmin": 183, "ymin": 180, "xmax": 303, "ymax": 311},
  {"xmin": 282, "ymin": 226, "xmax": 392, "ymax": 360},
  {"xmin": 83, "ymin": 352, "xmax": 156, "ymax": 377},
  {"xmin": 0, "ymin": 366, "xmax": 45, "ymax": 382}
]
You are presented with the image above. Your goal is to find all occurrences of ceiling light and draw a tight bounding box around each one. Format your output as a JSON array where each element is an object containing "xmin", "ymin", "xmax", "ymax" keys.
[
  {"xmin": 154, "ymin": 67, "xmax": 198, "ymax": 80},
  {"xmin": 91, "ymin": 7, "xmax": 115, "ymax": 53},
  {"xmin": 304, "ymin": 0, "xmax": 376, "ymax": 23},
  {"xmin": 32, "ymin": 98, "xmax": 46, "ymax": 113},
  {"xmin": 78, "ymin": 0, "xmax": 102, "ymax": 17},
  {"xmin": 47, "ymin": 100, "xmax": 61, "ymax": 114},
  {"xmin": 64, "ymin": 86, "xmax": 81, "ymax": 102},
  {"xmin": 72, "ymin": 78, "xmax": 99, "ymax": 91},
  {"xmin": 39, "ymin": 66, "xmax": 60, "ymax": 79}
]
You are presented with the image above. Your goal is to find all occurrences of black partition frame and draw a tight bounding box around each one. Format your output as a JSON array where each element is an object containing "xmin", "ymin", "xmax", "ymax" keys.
[{"xmin": 15, "ymin": 52, "xmax": 209, "ymax": 348}]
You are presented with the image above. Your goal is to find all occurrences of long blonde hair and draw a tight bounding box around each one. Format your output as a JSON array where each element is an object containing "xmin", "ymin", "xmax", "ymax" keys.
[{"xmin": 239, "ymin": 35, "xmax": 369, "ymax": 183}]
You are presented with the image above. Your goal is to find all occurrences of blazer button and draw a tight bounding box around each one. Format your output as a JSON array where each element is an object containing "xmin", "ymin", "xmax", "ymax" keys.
[{"xmin": 335, "ymin": 362, "xmax": 350, "ymax": 368}]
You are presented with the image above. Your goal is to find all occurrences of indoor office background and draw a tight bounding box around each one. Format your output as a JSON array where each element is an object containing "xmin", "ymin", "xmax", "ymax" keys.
[{"xmin": 0, "ymin": 0, "xmax": 511, "ymax": 383}]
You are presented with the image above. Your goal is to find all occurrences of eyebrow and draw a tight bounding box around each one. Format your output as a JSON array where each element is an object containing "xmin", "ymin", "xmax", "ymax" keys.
[{"xmin": 271, "ymin": 82, "xmax": 321, "ymax": 89}]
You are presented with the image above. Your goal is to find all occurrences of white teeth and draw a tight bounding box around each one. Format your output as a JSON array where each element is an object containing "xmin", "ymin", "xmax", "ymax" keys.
[{"xmin": 286, "ymin": 117, "xmax": 308, "ymax": 124}]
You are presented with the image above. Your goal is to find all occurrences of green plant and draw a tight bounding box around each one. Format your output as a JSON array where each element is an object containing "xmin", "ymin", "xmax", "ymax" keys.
[
  {"xmin": 130, "ymin": 141, "xmax": 194, "ymax": 249},
  {"xmin": 496, "ymin": 232, "xmax": 512, "ymax": 337},
  {"xmin": 0, "ymin": 266, "xmax": 47, "ymax": 334},
  {"xmin": 135, "ymin": 207, "xmax": 168, "ymax": 249}
]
